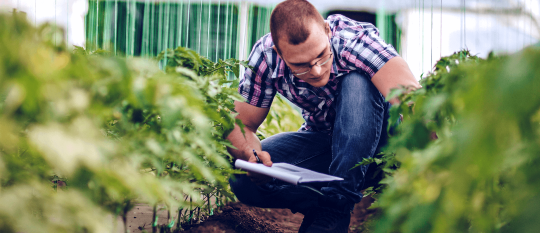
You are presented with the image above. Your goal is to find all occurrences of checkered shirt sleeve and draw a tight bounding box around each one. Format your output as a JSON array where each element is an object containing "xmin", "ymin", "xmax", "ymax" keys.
[
  {"xmin": 238, "ymin": 38, "xmax": 276, "ymax": 108},
  {"xmin": 328, "ymin": 14, "xmax": 399, "ymax": 78}
]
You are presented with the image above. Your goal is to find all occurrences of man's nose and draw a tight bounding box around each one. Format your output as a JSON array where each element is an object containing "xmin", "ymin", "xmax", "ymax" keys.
[{"xmin": 310, "ymin": 65, "xmax": 322, "ymax": 76}]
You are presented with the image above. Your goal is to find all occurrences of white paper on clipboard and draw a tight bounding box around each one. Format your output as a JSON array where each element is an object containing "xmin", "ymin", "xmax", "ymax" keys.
[{"xmin": 234, "ymin": 160, "xmax": 344, "ymax": 185}]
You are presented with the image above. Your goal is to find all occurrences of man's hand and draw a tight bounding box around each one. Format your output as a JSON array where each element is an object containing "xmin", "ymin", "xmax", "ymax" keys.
[
  {"xmin": 226, "ymin": 101, "xmax": 273, "ymax": 184},
  {"xmin": 245, "ymin": 150, "xmax": 273, "ymax": 185}
]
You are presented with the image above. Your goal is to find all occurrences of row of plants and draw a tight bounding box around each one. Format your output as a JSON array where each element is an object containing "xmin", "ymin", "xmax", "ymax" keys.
[
  {"xmin": 14, "ymin": 6, "xmax": 540, "ymax": 232},
  {"xmin": 0, "ymin": 12, "xmax": 302, "ymax": 233},
  {"xmin": 361, "ymin": 47, "xmax": 540, "ymax": 232}
]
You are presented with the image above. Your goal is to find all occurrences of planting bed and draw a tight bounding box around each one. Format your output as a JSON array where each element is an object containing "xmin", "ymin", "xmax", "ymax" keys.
[{"xmin": 124, "ymin": 196, "xmax": 376, "ymax": 233}]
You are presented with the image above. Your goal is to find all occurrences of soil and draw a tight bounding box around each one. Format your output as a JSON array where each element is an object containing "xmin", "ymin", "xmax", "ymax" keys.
[
  {"xmin": 122, "ymin": 196, "xmax": 376, "ymax": 233},
  {"xmin": 181, "ymin": 195, "xmax": 376, "ymax": 233}
]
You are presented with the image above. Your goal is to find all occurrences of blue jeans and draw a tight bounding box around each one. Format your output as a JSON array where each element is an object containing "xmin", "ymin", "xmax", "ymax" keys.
[{"xmin": 230, "ymin": 71, "xmax": 391, "ymax": 213}]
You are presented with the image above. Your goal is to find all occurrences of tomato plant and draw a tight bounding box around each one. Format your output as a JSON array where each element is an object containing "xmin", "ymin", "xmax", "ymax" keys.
[
  {"xmin": 0, "ymin": 11, "xmax": 306, "ymax": 233},
  {"xmin": 367, "ymin": 49, "xmax": 540, "ymax": 232}
]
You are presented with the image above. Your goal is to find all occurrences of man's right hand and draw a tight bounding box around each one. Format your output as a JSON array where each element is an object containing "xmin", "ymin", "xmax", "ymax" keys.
[
  {"xmin": 226, "ymin": 101, "xmax": 274, "ymax": 185},
  {"xmin": 245, "ymin": 150, "xmax": 273, "ymax": 185}
]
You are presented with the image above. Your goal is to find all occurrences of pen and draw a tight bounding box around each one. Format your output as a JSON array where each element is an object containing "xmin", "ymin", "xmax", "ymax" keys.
[{"xmin": 252, "ymin": 149, "xmax": 262, "ymax": 163}]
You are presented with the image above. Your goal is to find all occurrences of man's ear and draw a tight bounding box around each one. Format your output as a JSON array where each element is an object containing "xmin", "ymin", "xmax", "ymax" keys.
[
  {"xmin": 272, "ymin": 45, "xmax": 282, "ymax": 59},
  {"xmin": 325, "ymin": 21, "xmax": 331, "ymax": 37}
]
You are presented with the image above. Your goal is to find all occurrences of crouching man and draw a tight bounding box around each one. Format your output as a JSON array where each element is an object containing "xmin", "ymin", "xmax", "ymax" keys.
[{"xmin": 226, "ymin": 0, "xmax": 420, "ymax": 232}]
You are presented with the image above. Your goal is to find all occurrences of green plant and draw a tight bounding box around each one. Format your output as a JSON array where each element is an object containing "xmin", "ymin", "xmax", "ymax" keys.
[
  {"xmin": 357, "ymin": 51, "xmax": 479, "ymax": 197},
  {"xmin": 0, "ymin": 11, "xmax": 306, "ymax": 232},
  {"xmin": 368, "ymin": 49, "xmax": 540, "ymax": 232},
  {"xmin": 257, "ymin": 95, "xmax": 304, "ymax": 140},
  {"xmin": 0, "ymin": 11, "xmax": 233, "ymax": 232}
]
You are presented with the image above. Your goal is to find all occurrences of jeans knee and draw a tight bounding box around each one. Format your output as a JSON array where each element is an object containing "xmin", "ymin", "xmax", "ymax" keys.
[
  {"xmin": 339, "ymin": 71, "xmax": 384, "ymax": 107},
  {"xmin": 335, "ymin": 72, "xmax": 386, "ymax": 133}
]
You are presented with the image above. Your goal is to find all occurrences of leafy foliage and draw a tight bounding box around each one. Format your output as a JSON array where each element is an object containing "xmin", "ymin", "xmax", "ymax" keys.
[
  {"xmin": 0, "ymin": 11, "xmax": 305, "ymax": 233},
  {"xmin": 157, "ymin": 46, "xmax": 304, "ymax": 138},
  {"xmin": 257, "ymin": 95, "xmax": 304, "ymax": 140},
  {"xmin": 370, "ymin": 49, "xmax": 540, "ymax": 232},
  {"xmin": 0, "ymin": 12, "xmax": 224, "ymax": 232}
]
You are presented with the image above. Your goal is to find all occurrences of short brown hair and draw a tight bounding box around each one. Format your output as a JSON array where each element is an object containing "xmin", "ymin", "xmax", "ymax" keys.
[{"xmin": 270, "ymin": 0, "xmax": 325, "ymax": 53}]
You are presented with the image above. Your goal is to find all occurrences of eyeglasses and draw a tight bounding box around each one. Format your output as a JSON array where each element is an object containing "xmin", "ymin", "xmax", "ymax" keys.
[{"xmin": 290, "ymin": 52, "xmax": 333, "ymax": 76}]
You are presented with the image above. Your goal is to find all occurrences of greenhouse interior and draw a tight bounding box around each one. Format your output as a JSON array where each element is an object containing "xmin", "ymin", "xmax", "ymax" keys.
[{"xmin": 0, "ymin": 0, "xmax": 539, "ymax": 232}]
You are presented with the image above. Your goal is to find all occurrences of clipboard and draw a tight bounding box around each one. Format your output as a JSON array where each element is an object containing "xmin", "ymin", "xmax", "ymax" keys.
[{"xmin": 234, "ymin": 159, "xmax": 344, "ymax": 185}]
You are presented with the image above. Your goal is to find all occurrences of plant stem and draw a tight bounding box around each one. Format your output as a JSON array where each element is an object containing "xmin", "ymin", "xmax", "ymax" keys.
[
  {"xmin": 123, "ymin": 200, "xmax": 131, "ymax": 233},
  {"xmin": 189, "ymin": 197, "xmax": 193, "ymax": 225},
  {"xmin": 122, "ymin": 214, "xmax": 127, "ymax": 233},
  {"xmin": 196, "ymin": 207, "xmax": 200, "ymax": 223},
  {"xmin": 206, "ymin": 194, "xmax": 209, "ymax": 215},
  {"xmin": 152, "ymin": 204, "xmax": 157, "ymax": 233},
  {"xmin": 176, "ymin": 207, "xmax": 182, "ymax": 230}
]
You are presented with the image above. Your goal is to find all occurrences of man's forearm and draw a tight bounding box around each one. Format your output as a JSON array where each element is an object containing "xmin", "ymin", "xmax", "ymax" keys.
[{"xmin": 226, "ymin": 123, "xmax": 262, "ymax": 161}]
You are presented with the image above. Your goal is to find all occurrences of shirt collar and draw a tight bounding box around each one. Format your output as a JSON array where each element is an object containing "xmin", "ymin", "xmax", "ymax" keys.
[{"xmin": 329, "ymin": 45, "xmax": 339, "ymax": 76}]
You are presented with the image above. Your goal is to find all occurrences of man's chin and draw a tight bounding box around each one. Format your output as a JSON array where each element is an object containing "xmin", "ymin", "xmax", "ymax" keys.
[{"xmin": 308, "ymin": 77, "xmax": 329, "ymax": 87}]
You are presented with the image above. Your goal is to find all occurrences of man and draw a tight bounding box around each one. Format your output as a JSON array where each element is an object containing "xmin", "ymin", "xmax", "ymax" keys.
[{"xmin": 226, "ymin": 0, "xmax": 420, "ymax": 232}]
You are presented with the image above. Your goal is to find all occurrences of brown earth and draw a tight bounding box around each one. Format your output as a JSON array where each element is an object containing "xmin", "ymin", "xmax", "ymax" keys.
[
  {"xmin": 181, "ymin": 195, "xmax": 376, "ymax": 233},
  {"xmin": 122, "ymin": 195, "xmax": 376, "ymax": 233}
]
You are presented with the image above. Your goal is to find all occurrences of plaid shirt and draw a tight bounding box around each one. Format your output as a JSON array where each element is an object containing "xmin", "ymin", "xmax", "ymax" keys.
[{"xmin": 239, "ymin": 14, "xmax": 399, "ymax": 134}]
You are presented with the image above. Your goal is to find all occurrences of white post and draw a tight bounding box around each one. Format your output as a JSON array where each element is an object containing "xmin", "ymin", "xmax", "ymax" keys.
[{"xmin": 238, "ymin": 0, "xmax": 249, "ymax": 79}]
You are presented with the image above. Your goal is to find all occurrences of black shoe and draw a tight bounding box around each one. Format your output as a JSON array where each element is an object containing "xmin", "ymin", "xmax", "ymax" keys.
[{"xmin": 303, "ymin": 207, "xmax": 351, "ymax": 233}]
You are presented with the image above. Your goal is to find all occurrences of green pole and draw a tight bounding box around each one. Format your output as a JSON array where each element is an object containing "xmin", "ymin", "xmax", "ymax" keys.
[
  {"xmin": 158, "ymin": 1, "xmax": 163, "ymax": 56},
  {"xmin": 216, "ymin": 0, "xmax": 221, "ymax": 62},
  {"xmin": 177, "ymin": 1, "xmax": 183, "ymax": 48},
  {"xmin": 125, "ymin": 0, "xmax": 129, "ymax": 56},
  {"xmin": 66, "ymin": 0, "xmax": 69, "ymax": 47},
  {"xmin": 103, "ymin": 1, "xmax": 111, "ymax": 51},
  {"xmin": 207, "ymin": 1, "xmax": 212, "ymax": 58},
  {"xmin": 130, "ymin": 0, "xmax": 136, "ymax": 56},
  {"xmin": 114, "ymin": 0, "xmax": 118, "ymax": 55},
  {"xmin": 165, "ymin": 0, "xmax": 171, "ymax": 64},
  {"xmin": 142, "ymin": 0, "xmax": 150, "ymax": 57},
  {"xmin": 197, "ymin": 0, "xmax": 203, "ymax": 54},
  {"xmin": 224, "ymin": 1, "xmax": 229, "ymax": 59},
  {"xmin": 376, "ymin": 0, "xmax": 386, "ymax": 43},
  {"xmin": 185, "ymin": 0, "xmax": 191, "ymax": 48}
]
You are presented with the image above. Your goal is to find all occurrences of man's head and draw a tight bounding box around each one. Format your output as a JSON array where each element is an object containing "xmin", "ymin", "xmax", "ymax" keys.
[{"xmin": 270, "ymin": 0, "xmax": 333, "ymax": 87}]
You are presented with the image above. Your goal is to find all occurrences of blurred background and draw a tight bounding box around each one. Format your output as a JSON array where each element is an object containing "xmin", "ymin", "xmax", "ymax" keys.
[{"xmin": 1, "ymin": 0, "xmax": 539, "ymax": 79}]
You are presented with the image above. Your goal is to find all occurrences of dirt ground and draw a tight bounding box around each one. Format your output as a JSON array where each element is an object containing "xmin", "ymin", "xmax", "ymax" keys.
[{"xmin": 122, "ymin": 195, "xmax": 376, "ymax": 233}]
